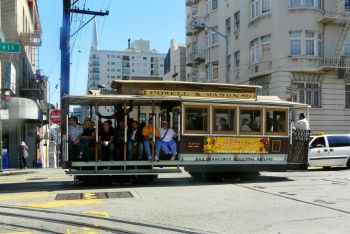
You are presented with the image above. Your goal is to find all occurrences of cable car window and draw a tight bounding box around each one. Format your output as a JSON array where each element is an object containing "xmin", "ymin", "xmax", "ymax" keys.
[
  {"xmin": 213, "ymin": 107, "xmax": 235, "ymax": 133},
  {"xmin": 184, "ymin": 106, "xmax": 209, "ymax": 133},
  {"xmin": 240, "ymin": 108, "xmax": 262, "ymax": 134},
  {"xmin": 266, "ymin": 109, "xmax": 287, "ymax": 134}
]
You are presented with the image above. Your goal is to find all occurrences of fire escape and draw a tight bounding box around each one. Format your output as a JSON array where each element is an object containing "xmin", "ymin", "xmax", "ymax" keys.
[
  {"xmin": 19, "ymin": 0, "xmax": 47, "ymax": 115},
  {"xmin": 318, "ymin": 0, "xmax": 350, "ymax": 78}
]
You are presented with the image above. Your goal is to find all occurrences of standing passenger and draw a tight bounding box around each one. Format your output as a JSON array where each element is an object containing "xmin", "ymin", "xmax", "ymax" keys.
[
  {"xmin": 114, "ymin": 119, "xmax": 126, "ymax": 160},
  {"xmin": 80, "ymin": 118, "xmax": 95, "ymax": 161},
  {"xmin": 294, "ymin": 113, "xmax": 310, "ymax": 131},
  {"xmin": 127, "ymin": 121, "xmax": 143, "ymax": 160},
  {"xmin": 68, "ymin": 116, "xmax": 83, "ymax": 161},
  {"xmin": 98, "ymin": 120, "xmax": 114, "ymax": 161}
]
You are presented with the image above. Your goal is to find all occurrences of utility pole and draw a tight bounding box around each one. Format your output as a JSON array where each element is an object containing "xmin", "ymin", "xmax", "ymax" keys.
[
  {"xmin": 60, "ymin": 0, "xmax": 108, "ymax": 166},
  {"xmin": 60, "ymin": 0, "xmax": 109, "ymax": 99}
]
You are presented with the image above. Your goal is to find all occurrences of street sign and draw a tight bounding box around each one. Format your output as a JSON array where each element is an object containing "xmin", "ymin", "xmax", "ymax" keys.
[
  {"xmin": 0, "ymin": 42, "xmax": 20, "ymax": 53},
  {"xmin": 49, "ymin": 109, "xmax": 61, "ymax": 124}
]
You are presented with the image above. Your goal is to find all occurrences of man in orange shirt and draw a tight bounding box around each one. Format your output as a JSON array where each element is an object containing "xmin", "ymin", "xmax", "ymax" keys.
[{"xmin": 142, "ymin": 118, "xmax": 161, "ymax": 161}]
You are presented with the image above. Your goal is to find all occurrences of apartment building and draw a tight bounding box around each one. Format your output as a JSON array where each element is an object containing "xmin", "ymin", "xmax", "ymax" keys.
[
  {"xmin": 164, "ymin": 39, "xmax": 187, "ymax": 81},
  {"xmin": 186, "ymin": 0, "xmax": 350, "ymax": 133},
  {"xmin": 0, "ymin": 0, "xmax": 45, "ymax": 168},
  {"xmin": 88, "ymin": 38, "xmax": 166, "ymax": 91}
]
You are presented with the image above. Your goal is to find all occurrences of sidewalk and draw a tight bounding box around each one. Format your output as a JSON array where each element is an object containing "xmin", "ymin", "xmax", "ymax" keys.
[{"xmin": 0, "ymin": 168, "xmax": 38, "ymax": 176}]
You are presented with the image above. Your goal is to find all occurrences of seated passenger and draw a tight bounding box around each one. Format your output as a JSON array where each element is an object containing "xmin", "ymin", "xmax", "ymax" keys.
[
  {"xmin": 98, "ymin": 120, "xmax": 114, "ymax": 161},
  {"xmin": 114, "ymin": 120, "xmax": 125, "ymax": 160},
  {"xmin": 68, "ymin": 116, "xmax": 83, "ymax": 161},
  {"xmin": 80, "ymin": 118, "xmax": 95, "ymax": 161},
  {"xmin": 218, "ymin": 117, "xmax": 230, "ymax": 131},
  {"xmin": 127, "ymin": 120, "xmax": 144, "ymax": 160},
  {"xmin": 241, "ymin": 118, "xmax": 251, "ymax": 132},
  {"xmin": 159, "ymin": 121, "xmax": 178, "ymax": 160},
  {"xmin": 142, "ymin": 118, "xmax": 161, "ymax": 161}
]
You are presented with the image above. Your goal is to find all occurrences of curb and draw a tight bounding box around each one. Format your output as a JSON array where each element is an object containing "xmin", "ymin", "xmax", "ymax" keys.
[{"xmin": 0, "ymin": 170, "xmax": 38, "ymax": 176}]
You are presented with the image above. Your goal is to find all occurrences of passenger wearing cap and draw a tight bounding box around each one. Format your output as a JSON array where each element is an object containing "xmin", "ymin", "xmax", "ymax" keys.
[
  {"xmin": 159, "ymin": 121, "xmax": 178, "ymax": 160},
  {"xmin": 142, "ymin": 118, "xmax": 161, "ymax": 161}
]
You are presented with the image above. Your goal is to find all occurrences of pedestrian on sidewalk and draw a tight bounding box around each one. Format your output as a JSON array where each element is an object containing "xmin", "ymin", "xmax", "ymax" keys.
[{"xmin": 18, "ymin": 141, "xmax": 29, "ymax": 169}]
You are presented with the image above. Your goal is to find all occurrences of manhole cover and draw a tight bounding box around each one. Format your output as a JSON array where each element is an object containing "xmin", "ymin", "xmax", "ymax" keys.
[{"xmin": 55, "ymin": 191, "xmax": 133, "ymax": 200}]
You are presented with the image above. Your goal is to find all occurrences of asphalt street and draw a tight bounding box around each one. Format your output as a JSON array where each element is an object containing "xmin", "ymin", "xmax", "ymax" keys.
[{"xmin": 0, "ymin": 168, "xmax": 349, "ymax": 233}]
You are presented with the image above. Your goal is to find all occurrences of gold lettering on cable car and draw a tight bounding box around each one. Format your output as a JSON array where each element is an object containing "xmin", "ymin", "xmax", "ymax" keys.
[{"xmin": 143, "ymin": 90, "xmax": 256, "ymax": 100}]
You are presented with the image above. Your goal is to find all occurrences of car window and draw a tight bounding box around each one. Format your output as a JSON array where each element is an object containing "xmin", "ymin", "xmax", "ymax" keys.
[
  {"xmin": 310, "ymin": 137, "xmax": 326, "ymax": 148},
  {"xmin": 327, "ymin": 136, "xmax": 350, "ymax": 148}
]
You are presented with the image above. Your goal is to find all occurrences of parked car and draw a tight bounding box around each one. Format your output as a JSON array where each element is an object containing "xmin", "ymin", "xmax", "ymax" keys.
[{"xmin": 308, "ymin": 134, "xmax": 350, "ymax": 169}]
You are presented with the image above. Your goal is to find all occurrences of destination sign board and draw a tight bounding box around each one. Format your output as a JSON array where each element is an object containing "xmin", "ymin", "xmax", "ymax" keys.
[{"xmin": 142, "ymin": 89, "xmax": 256, "ymax": 100}]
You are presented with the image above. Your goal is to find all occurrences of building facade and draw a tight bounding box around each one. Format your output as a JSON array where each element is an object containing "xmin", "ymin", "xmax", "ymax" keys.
[
  {"xmin": 88, "ymin": 39, "xmax": 166, "ymax": 91},
  {"xmin": 164, "ymin": 39, "xmax": 187, "ymax": 81},
  {"xmin": 0, "ymin": 0, "xmax": 46, "ymax": 168},
  {"xmin": 186, "ymin": 0, "xmax": 350, "ymax": 133}
]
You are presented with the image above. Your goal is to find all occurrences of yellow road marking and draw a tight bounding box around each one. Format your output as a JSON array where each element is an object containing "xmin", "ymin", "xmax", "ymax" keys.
[
  {"xmin": 15, "ymin": 199, "xmax": 102, "ymax": 208},
  {"xmin": 0, "ymin": 193, "xmax": 51, "ymax": 201},
  {"xmin": 83, "ymin": 210, "xmax": 110, "ymax": 217},
  {"xmin": 84, "ymin": 192, "xmax": 98, "ymax": 200}
]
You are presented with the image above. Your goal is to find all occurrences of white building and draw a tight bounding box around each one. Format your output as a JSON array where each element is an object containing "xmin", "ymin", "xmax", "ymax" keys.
[
  {"xmin": 164, "ymin": 39, "xmax": 187, "ymax": 81},
  {"xmin": 87, "ymin": 22, "xmax": 166, "ymax": 90},
  {"xmin": 186, "ymin": 0, "xmax": 350, "ymax": 133}
]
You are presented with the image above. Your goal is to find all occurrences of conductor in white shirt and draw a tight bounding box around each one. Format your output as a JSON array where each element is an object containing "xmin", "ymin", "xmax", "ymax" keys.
[
  {"xmin": 159, "ymin": 121, "xmax": 178, "ymax": 160},
  {"xmin": 294, "ymin": 113, "xmax": 310, "ymax": 131}
]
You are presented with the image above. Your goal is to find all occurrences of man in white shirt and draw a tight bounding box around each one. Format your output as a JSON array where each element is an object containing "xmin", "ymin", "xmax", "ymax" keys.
[
  {"xmin": 68, "ymin": 116, "xmax": 83, "ymax": 160},
  {"xmin": 295, "ymin": 113, "xmax": 310, "ymax": 131},
  {"xmin": 159, "ymin": 121, "xmax": 177, "ymax": 160}
]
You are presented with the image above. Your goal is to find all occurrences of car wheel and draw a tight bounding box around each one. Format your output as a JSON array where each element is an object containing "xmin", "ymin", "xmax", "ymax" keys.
[{"xmin": 346, "ymin": 158, "xmax": 350, "ymax": 169}]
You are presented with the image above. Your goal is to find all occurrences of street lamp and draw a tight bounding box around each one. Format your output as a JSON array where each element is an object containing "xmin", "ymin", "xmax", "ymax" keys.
[{"xmin": 194, "ymin": 22, "xmax": 229, "ymax": 84}]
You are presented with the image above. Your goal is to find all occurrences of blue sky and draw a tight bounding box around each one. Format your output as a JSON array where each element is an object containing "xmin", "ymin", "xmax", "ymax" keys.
[{"xmin": 38, "ymin": 0, "xmax": 185, "ymax": 106}]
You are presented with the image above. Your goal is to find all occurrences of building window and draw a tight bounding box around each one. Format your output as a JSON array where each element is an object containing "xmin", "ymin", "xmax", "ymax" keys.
[
  {"xmin": 234, "ymin": 51, "xmax": 240, "ymax": 69},
  {"xmin": 234, "ymin": 11, "xmax": 240, "ymax": 30},
  {"xmin": 227, "ymin": 55, "xmax": 231, "ymax": 73},
  {"xmin": 343, "ymin": 35, "xmax": 350, "ymax": 56},
  {"xmin": 251, "ymin": 0, "xmax": 270, "ymax": 20},
  {"xmin": 251, "ymin": 0, "xmax": 259, "ymax": 20},
  {"xmin": 212, "ymin": 61, "xmax": 219, "ymax": 80},
  {"xmin": 290, "ymin": 0, "xmax": 320, "ymax": 8},
  {"xmin": 212, "ymin": 26, "xmax": 219, "ymax": 44},
  {"xmin": 225, "ymin": 17, "xmax": 231, "ymax": 34},
  {"xmin": 305, "ymin": 31, "xmax": 316, "ymax": 56},
  {"xmin": 212, "ymin": 0, "xmax": 218, "ymax": 10},
  {"xmin": 345, "ymin": 0, "xmax": 350, "ymax": 11},
  {"xmin": 318, "ymin": 33, "xmax": 324, "ymax": 57},
  {"xmin": 290, "ymin": 31, "xmax": 302, "ymax": 56},
  {"xmin": 293, "ymin": 82, "xmax": 321, "ymax": 108},
  {"xmin": 262, "ymin": 0, "xmax": 271, "ymax": 13},
  {"xmin": 261, "ymin": 34, "xmax": 271, "ymax": 61},
  {"xmin": 346, "ymin": 84, "xmax": 350, "ymax": 108},
  {"xmin": 250, "ymin": 38, "xmax": 260, "ymax": 64}
]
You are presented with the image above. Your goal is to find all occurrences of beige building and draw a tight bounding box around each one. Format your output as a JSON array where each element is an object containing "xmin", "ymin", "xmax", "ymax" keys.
[
  {"xmin": 164, "ymin": 39, "xmax": 187, "ymax": 81},
  {"xmin": 0, "ymin": 0, "xmax": 46, "ymax": 168},
  {"xmin": 186, "ymin": 0, "xmax": 350, "ymax": 133}
]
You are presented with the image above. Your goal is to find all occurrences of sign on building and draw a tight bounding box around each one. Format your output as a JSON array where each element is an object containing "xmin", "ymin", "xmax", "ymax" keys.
[{"xmin": 4, "ymin": 62, "xmax": 16, "ymax": 94}]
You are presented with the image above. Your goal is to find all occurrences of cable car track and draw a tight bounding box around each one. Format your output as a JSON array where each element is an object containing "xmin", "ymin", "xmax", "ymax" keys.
[
  {"xmin": 235, "ymin": 184, "xmax": 350, "ymax": 215},
  {"xmin": 0, "ymin": 205, "xmax": 204, "ymax": 234}
]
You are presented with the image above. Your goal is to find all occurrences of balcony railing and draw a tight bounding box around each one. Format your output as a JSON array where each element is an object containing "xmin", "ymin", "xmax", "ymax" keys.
[
  {"xmin": 186, "ymin": 17, "xmax": 205, "ymax": 36},
  {"xmin": 186, "ymin": 49, "xmax": 205, "ymax": 66},
  {"xmin": 186, "ymin": 0, "xmax": 200, "ymax": 7},
  {"xmin": 248, "ymin": 60, "xmax": 273, "ymax": 77},
  {"xmin": 318, "ymin": 10, "xmax": 350, "ymax": 23}
]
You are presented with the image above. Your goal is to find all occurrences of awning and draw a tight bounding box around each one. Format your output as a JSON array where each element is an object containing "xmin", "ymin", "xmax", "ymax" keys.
[{"xmin": 8, "ymin": 97, "xmax": 42, "ymax": 122}]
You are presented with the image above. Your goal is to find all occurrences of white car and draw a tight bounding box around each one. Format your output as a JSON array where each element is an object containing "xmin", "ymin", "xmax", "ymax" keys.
[{"xmin": 308, "ymin": 134, "xmax": 350, "ymax": 169}]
